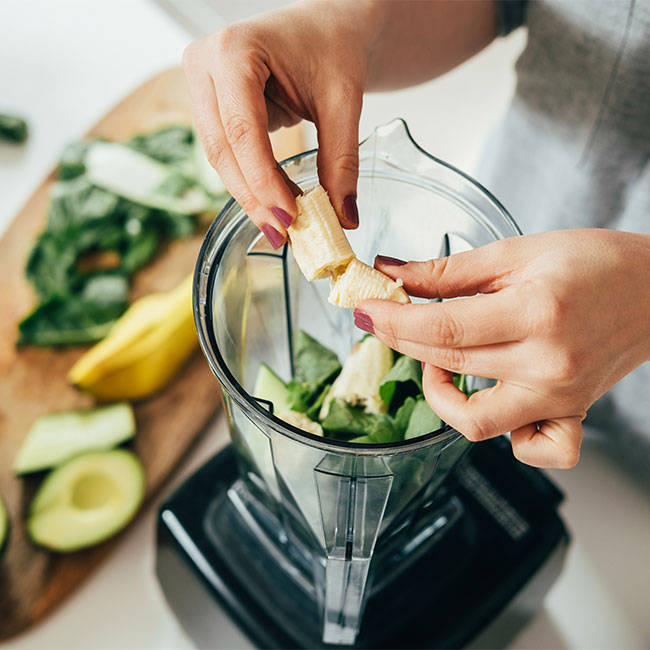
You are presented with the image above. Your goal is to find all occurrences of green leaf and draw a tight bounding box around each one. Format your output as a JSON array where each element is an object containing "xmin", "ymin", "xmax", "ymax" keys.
[
  {"xmin": 404, "ymin": 399, "xmax": 442, "ymax": 440},
  {"xmin": 18, "ymin": 273, "xmax": 129, "ymax": 347},
  {"xmin": 379, "ymin": 355, "xmax": 422, "ymax": 408},
  {"xmin": 0, "ymin": 113, "xmax": 28, "ymax": 143},
  {"xmin": 293, "ymin": 330, "xmax": 341, "ymax": 385},
  {"xmin": 47, "ymin": 178, "xmax": 120, "ymax": 234},
  {"xmin": 121, "ymin": 224, "xmax": 159, "ymax": 273},
  {"xmin": 57, "ymin": 141, "xmax": 94, "ymax": 180},
  {"xmin": 306, "ymin": 384, "xmax": 330, "ymax": 421},
  {"xmin": 322, "ymin": 400, "xmax": 400, "ymax": 443},
  {"xmin": 393, "ymin": 396, "xmax": 417, "ymax": 437},
  {"xmin": 125, "ymin": 125, "xmax": 194, "ymax": 166},
  {"xmin": 286, "ymin": 380, "xmax": 321, "ymax": 413},
  {"xmin": 26, "ymin": 232, "xmax": 79, "ymax": 300}
]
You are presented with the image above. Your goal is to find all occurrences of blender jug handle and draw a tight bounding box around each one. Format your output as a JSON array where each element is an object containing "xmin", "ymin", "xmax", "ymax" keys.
[{"xmin": 314, "ymin": 456, "xmax": 393, "ymax": 645}]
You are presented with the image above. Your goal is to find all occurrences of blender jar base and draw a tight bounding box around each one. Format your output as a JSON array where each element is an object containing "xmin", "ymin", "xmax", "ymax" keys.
[{"xmin": 156, "ymin": 437, "xmax": 569, "ymax": 649}]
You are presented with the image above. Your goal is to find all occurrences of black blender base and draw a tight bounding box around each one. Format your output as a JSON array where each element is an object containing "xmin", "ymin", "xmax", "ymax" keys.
[{"xmin": 156, "ymin": 438, "xmax": 569, "ymax": 649}]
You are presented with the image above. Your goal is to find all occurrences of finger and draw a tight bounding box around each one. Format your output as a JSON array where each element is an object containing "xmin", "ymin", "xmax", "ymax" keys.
[
  {"xmin": 184, "ymin": 67, "xmax": 288, "ymax": 248},
  {"xmin": 314, "ymin": 91, "xmax": 362, "ymax": 229},
  {"xmin": 421, "ymin": 364, "xmax": 556, "ymax": 443},
  {"xmin": 373, "ymin": 241, "xmax": 522, "ymax": 299},
  {"xmin": 358, "ymin": 290, "xmax": 531, "ymax": 350},
  {"xmin": 511, "ymin": 417, "xmax": 583, "ymax": 469},
  {"xmin": 212, "ymin": 63, "xmax": 298, "ymax": 225},
  {"xmin": 372, "ymin": 337, "xmax": 519, "ymax": 379}
]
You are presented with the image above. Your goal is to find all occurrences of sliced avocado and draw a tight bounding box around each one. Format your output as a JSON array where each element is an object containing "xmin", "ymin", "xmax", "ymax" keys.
[
  {"xmin": 13, "ymin": 403, "xmax": 136, "ymax": 475},
  {"xmin": 0, "ymin": 496, "xmax": 9, "ymax": 556},
  {"xmin": 27, "ymin": 449, "xmax": 145, "ymax": 552},
  {"xmin": 254, "ymin": 363, "xmax": 291, "ymax": 414}
]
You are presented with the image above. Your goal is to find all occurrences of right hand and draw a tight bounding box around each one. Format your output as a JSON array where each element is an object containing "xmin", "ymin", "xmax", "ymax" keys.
[{"xmin": 183, "ymin": 1, "xmax": 372, "ymax": 248}]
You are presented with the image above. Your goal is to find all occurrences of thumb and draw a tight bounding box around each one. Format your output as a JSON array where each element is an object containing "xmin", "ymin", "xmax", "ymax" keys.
[
  {"xmin": 374, "ymin": 238, "xmax": 519, "ymax": 299},
  {"xmin": 510, "ymin": 417, "xmax": 583, "ymax": 469},
  {"xmin": 314, "ymin": 91, "xmax": 362, "ymax": 229}
]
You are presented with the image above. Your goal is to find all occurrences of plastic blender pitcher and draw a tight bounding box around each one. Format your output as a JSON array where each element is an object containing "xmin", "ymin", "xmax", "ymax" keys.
[{"xmin": 194, "ymin": 119, "xmax": 521, "ymax": 645}]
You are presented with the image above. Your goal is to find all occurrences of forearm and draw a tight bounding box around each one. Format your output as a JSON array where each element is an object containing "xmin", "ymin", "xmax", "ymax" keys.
[{"xmin": 362, "ymin": 0, "xmax": 498, "ymax": 91}]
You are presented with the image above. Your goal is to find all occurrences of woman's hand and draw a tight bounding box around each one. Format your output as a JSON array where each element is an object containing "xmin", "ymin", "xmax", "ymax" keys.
[
  {"xmin": 183, "ymin": 0, "xmax": 498, "ymax": 248},
  {"xmin": 183, "ymin": 1, "xmax": 376, "ymax": 247},
  {"xmin": 355, "ymin": 229, "xmax": 650, "ymax": 468}
]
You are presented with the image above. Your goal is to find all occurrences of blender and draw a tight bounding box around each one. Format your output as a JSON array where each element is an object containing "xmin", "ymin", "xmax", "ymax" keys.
[{"xmin": 156, "ymin": 120, "xmax": 569, "ymax": 648}]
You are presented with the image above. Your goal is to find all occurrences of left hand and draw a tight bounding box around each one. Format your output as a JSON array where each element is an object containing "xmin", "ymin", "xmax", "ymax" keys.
[{"xmin": 356, "ymin": 229, "xmax": 650, "ymax": 468}]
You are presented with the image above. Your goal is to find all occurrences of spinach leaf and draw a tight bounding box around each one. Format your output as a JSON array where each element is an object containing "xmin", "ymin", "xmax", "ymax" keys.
[
  {"xmin": 47, "ymin": 178, "xmax": 120, "ymax": 233},
  {"xmin": 26, "ymin": 232, "xmax": 79, "ymax": 300},
  {"xmin": 125, "ymin": 125, "xmax": 194, "ymax": 166},
  {"xmin": 57, "ymin": 141, "xmax": 95, "ymax": 180},
  {"xmin": 286, "ymin": 380, "xmax": 322, "ymax": 413},
  {"xmin": 379, "ymin": 355, "xmax": 422, "ymax": 409},
  {"xmin": 404, "ymin": 399, "xmax": 442, "ymax": 440},
  {"xmin": 306, "ymin": 384, "xmax": 330, "ymax": 420},
  {"xmin": 322, "ymin": 400, "xmax": 399, "ymax": 443},
  {"xmin": 393, "ymin": 396, "xmax": 417, "ymax": 437},
  {"xmin": 0, "ymin": 113, "xmax": 28, "ymax": 143},
  {"xmin": 293, "ymin": 330, "xmax": 341, "ymax": 385},
  {"xmin": 18, "ymin": 274, "xmax": 128, "ymax": 347}
]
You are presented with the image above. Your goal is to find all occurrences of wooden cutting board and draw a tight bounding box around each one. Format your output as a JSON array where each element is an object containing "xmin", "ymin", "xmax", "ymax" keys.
[{"xmin": 0, "ymin": 67, "xmax": 303, "ymax": 640}]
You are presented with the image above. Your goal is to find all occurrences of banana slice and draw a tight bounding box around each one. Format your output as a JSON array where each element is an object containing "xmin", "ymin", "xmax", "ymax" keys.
[
  {"xmin": 288, "ymin": 185, "xmax": 354, "ymax": 280},
  {"xmin": 320, "ymin": 336, "xmax": 394, "ymax": 419},
  {"xmin": 328, "ymin": 258, "xmax": 410, "ymax": 309},
  {"xmin": 277, "ymin": 410, "xmax": 324, "ymax": 436}
]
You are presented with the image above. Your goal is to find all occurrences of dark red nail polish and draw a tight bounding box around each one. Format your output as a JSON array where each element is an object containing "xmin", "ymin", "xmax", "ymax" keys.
[
  {"xmin": 261, "ymin": 223, "xmax": 285, "ymax": 250},
  {"xmin": 343, "ymin": 195, "xmax": 359, "ymax": 228},
  {"xmin": 353, "ymin": 308, "xmax": 371, "ymax": 323},
  {"xmin": 354, "ymin": 317, "xmax": 374, "ymax": 335},
  {"xmin": 376, "ymin": 254, "xmax": 407, "ymax": 266},
  {"xmin": 271, "ymin": 206, "xmax": 293, "ymax": 228}
]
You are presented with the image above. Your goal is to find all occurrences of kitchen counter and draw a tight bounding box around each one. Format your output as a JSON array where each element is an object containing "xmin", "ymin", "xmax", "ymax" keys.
[{"xmin": 2, "ymin": 2, "xmax": 649, "ymax": 648}]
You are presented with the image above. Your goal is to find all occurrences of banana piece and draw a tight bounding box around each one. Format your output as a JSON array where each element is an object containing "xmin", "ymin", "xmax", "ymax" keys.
[
  {"xmin": 68, "ymin": 274, "xmax": 197, "ymax": 401},
  {"xmin": 287, "ymin": 184, "xmax": 410, "ymax": 308},
  {"xmin": 328, "ymin": 258, "xmax": 410, "ymax": 309},
  {"xmin": 320, "ymin": 336, "xmax": 394, "ymax": 419},
  {"xmin": 288, "ymin": 185, "xmax": 355, "ymax": 280},
  {"xmin": 277, "ymin": 410, "xmax": 324, "ymax": 436}
]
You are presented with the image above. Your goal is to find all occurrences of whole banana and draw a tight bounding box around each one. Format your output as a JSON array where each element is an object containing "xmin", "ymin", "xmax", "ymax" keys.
[{"xmin": 68, "ymin": 275, "xmax": 197, "ymax": 401}]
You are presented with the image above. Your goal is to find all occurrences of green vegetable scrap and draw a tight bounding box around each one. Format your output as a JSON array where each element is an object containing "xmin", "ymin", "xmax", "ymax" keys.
[
  {"xmin": 0, "ymin": 113, "xmax": 28, "ymax": 143},
  {"xmin": 379, "ymin": 355, "xmax": 422, "ymax": 409},
  {"xmin": 286, "ymin": 331, "xmax": 342, "ymax": 416},
  {"xmin": 254, "ymin": 330, "xmax": 473, "ymax": 445},
  {"xmin": 18, "ymin": 125, "xmax": 229, "ymax": 347}
]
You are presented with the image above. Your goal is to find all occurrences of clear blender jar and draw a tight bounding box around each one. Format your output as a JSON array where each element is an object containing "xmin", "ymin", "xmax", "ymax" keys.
[{"xmin": 194, "ymin": 119, "xmax": 521, "ymax": 646}]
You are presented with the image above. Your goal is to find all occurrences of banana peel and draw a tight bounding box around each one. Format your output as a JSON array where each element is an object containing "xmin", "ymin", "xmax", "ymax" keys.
[{"xmin": 68, "ymin": 274, "xmax": 198, "ymax": 401}]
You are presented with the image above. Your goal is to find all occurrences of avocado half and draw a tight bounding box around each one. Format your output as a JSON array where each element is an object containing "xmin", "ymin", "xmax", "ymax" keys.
[{"xmin": 27, "ymin": 449, "xmax": 145, "ymax": 552}]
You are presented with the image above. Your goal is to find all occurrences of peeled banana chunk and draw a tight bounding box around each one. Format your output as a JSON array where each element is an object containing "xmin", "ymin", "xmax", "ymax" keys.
[
  {"xmin": 328, "ymin": 258, "xmax": 410, "ymax": 309},
  {"xmin": 277, "ymin": 410, "xmax": 324, "ymax": 436},
  {"xmin": 286, "ymin": 184, "xmax": 410, "ymax": 309},
  {"xmin": 289, "ymin": 185, "xmax": 354, "ymax": 281}
]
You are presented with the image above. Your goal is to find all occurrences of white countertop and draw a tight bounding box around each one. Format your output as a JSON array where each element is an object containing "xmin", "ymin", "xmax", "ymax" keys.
[{"xmin": 2, "ymin": 2, "xmax": 649, "ymax": 649}]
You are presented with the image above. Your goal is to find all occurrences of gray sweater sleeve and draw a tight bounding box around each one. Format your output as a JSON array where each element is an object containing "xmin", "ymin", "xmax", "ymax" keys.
[{"xmin": 494, "ymin": 0, "xmax": 529, "ymax": 36}]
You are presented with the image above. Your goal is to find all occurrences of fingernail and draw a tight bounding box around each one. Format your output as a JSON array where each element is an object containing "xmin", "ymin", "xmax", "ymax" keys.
[
  {"xmin": 270, "ymin": 206, "xmax": 293, "ymax": 228},
  {"xmin": 376, "ymin": 254, "xmax": 407, "ymax": 266},
  {"xmin": 354, "ymin": 317, "xmax": 374, "ymax": 335},
  {"xmin": 353, "ymin": 309, "xmax": 374, "ymax": 334},
  {"xmin": 261, "ymin": 223, "xmax": 285, "ymax": 250},
  {"xmin": 421, "ymin": 361, "xmax": 426, "ymax": 371},
  {"xmin": 343, "ymin": 195, "xmax": 359, "ymax": 228}
]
